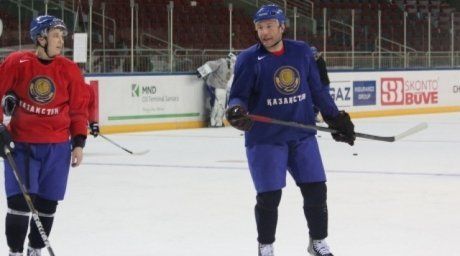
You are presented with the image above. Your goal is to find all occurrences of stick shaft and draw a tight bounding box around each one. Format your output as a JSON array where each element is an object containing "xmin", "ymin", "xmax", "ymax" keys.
[
  {"xmin": 99, "ymin": 134, "xmax": 134, "ymax": 154},
  {"xmin": 248, "ymin": 114, "xmax": 426, "ymax": 142}
]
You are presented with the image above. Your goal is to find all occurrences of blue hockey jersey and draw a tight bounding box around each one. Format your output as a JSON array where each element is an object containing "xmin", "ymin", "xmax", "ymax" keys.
[{"xmin": 228, "ymin": 39, "xmax": 339, "ymax": 146}]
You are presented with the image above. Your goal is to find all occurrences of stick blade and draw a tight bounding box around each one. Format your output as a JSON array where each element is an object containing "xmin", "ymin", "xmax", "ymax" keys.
[
  {"xmin": 131, "ymin": 149, "xmax": 150, "ymax": 155},
  {"xmin": 394, "ymin": 122, "xmax": 428, "ymax": 141}
]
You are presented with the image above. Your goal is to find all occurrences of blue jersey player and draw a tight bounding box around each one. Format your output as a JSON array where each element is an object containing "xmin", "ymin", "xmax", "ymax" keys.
[{"xmin": 225, "ymin": 4, "xmax": 355, "ymax": 256}]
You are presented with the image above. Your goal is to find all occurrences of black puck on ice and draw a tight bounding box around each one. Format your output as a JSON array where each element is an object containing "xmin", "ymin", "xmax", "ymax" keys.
[{"xmin": 353, "ymin": 153, "xmax": 358, "ymax": 156}]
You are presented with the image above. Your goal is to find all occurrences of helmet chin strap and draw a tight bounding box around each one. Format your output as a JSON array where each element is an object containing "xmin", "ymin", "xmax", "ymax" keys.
[
  {"xmin": 38, "ymin": 37, "xmax": 55, "ymax": 59},
  {"xmin": 268, "ymin": 38, "xmax": 282, "ymax": 49}
]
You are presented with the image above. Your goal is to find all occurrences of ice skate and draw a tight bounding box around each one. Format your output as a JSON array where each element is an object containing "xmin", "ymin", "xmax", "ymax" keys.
[
  {"xmin": 308, "ymin": 239, "xmax": 333, "ymax": 256},
  {"xmin": 8, "ymin": 251, "xmax": 23, "ymax": 256},
  {"xmin": 258, "ymin": 243, "xmax": 274, "ymax": 256},
  {"xmin": 26, "ymin": 247, "xmax": 41, "ymax": 256}
]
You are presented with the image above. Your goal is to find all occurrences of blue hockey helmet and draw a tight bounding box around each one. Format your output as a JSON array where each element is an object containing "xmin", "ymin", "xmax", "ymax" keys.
[
  {"xmin": 30, "ymin": 15, "xmax": 68, "ymax": 42},
  {"xmin": 253, "ymin": 4, "xmax": 286, "ymax": 25}
]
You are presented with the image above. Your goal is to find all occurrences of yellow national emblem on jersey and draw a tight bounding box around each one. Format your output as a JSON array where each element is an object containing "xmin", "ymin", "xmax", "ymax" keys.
[
  {"xmin": 29, "ymin": 76, "xmax": 56, "ymax": 104},
  {"xmin": 274, "ymin": 66, "xmax": 300, "ymax": 95}
]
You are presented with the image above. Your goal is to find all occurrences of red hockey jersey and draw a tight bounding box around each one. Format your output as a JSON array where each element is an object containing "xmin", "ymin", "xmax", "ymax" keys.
[{"xmin": 0, "ymin": 51, "xmax": 89, "ymax": 143}]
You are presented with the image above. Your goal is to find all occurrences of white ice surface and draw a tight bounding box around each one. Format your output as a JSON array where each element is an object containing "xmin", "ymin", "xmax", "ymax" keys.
[{"xmin": 1, "ymin": 113, "xmax": 459, "ymax": 256}]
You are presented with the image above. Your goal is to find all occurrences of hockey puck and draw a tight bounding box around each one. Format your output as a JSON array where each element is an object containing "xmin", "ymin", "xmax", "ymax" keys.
[{"xmin": 353, "ymin": 153, "xmax": 358, "ymax": 156}]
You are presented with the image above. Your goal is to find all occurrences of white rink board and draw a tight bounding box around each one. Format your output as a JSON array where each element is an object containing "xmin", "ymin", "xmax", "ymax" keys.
[
  {"xmin": 85, "ymin": 70, "xmax": 459, "ymax": 129},
  {"xmin": 328, "ymin": 69, "xmax": 460, "ymax": 111},
  {"xmin": 85, "ymin": 74, "xmax": 206, "ymax": 126}
]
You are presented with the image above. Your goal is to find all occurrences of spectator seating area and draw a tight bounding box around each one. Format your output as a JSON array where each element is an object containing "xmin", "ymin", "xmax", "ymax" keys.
[
  {"xmin": 0, "ymin": 5, "xmax": 28, "ymax": 48},
  {"xmin": 307, "ymin": 0, "xmax": 460, "ymax": 51},
  {"xmin": 71, "ymin": 0, "xmax": 460, "ymax": 52},
  {"xmin": 0, "ymin": 0, "xmax": 459, "ymax": 52}
]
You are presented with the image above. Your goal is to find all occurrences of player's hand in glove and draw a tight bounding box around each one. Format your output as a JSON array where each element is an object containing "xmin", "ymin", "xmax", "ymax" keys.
[
  {"xmin": 1, "ymin": 91, "xmax": 18, "ymax": 117},
  {"xmin": 0, "ymin": 124, "xmax": 14, "ymax": 158},
  {"xmin": 196, "ymin": 70, "xmax": 202, "ymax": 79},
  {"xmin": 225, "ymin": 105, "xmax": 253, "ymax": 131},
  {"xmin": 324, "ymin": 111, "xmax": 355, "ymax": 146},
  {"xmin": 89, "ymin": 122, "xmax": 100, "ymax": 137}
]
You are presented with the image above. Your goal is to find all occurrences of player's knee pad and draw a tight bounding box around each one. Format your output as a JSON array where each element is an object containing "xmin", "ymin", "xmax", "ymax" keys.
[
  {"xmin": 299, "ymin": 182, "xmax": 327, "ymax": 207},
  {"xmin": 7, "ymin": 194, "xmax": 31, "ymax": 213},
  {"xmin": 256, "ymin": 190, "xmax": 282, "ymax": 211},
  {"xmin": 34, "ymin": 197, "xmax": 58, "ymax": 215}
]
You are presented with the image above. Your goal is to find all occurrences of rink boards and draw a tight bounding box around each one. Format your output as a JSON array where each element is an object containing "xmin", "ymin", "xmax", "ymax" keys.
[
  {"xmin": 327, "ymin": 69, "xmax": 460, "ymax": 118},
  {"xmin": 85, "ymin": 69, "xmax": 460, "ymax": 133}
]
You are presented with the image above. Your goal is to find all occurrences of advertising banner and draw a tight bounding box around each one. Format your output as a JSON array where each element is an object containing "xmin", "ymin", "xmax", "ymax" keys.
[
  {"xmin": 85, "ymin": 70, "xmax": 459, "ymax": 133},
  {"xmin": 328, "ymin": 70, "xmax": 460, "ymax": 114},
  {"xmin": 85, "ymin": 74, "xmax": 206, "ymax": 132}
]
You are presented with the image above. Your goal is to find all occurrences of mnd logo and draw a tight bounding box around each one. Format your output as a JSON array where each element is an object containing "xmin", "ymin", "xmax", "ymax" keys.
[
  {"xmin": 132, "ymin": 84, "xmax": 140, "ymax": 97},
  {"xmin": 132, "ymin": 83, "xmax": 157, "ymax": 97},
  {"xmin": 130, "ymin": 83, "xmax": 166, "ymax": 103}
]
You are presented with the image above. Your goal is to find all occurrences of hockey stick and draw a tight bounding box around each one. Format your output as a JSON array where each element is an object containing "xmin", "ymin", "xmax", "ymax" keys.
[
  {"xmin": 99, "ymin": 134, "xmax": 150, "ymax": 155},
  {"xmin": 248, "ymin": 114, "xmax": 428, "ymax": 142},
  {"xmin": 4, "ymin": 147, "xmax": 56, "ymax": 256}
]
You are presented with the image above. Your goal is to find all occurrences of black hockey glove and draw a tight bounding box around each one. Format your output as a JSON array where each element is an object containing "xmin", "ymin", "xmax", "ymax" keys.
[
  {"xmin": 324, "ymin": 111, "xmax": 356, "ymax": 146},
  {"xmin": 0, "ymin": 124, "xmax": 14, "ymax": 158},
  {"xmin": 225, "ymin": 105, "xmax": 253, "ymax": 131},
  {"xmin": 1, "ymin": 91, "xmax": 19, "ymax": 117},
  {"xmin": 196, "ymin": 70, "xmax": 202, "ymax": 79},
  {"xmin": 89, "ymin": 122, "xmax": 100, "ymax": 137}
]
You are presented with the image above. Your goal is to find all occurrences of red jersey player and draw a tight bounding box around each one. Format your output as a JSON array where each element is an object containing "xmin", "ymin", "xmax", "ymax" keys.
[{"xmin": 0, "ymin": 15, "xmax": 89, "ymax": 256}]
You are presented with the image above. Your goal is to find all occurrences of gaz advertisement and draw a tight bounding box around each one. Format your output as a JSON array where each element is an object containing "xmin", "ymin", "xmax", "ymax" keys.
[{"xmin": 328, "ymin": 70, "xmax": 460, "ymax": 114}]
